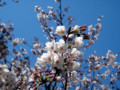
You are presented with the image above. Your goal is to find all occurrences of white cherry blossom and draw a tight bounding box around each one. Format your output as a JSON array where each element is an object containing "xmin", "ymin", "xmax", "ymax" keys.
[
  {"xmin": 72, "ymin": 25, "xmax": 80, "ymax": 31},
  {"xmin": 37, "ymin": 52, "xmax": 52, "ymax": 66},
  {"xmin": 75, "ymin": 37, "xmax": 84, "ymax": 49},
  {"xmin": 55, "ymin": 26, "xmax": 66, "ymax": 36},
  {"xmin": 45, "ymin": 40, "xmax": 56, "ymax": 51},
  {"xmin": 56, "ymin": 39, "xmax": 67, "ymax": 53},
  {"xmin": 70, "ymin": 48, "xmax": 83, "ymax": 58}
]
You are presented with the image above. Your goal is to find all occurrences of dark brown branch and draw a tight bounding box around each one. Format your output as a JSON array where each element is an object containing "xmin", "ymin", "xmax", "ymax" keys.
[
  {"xmin": 64, "ymin": 73, "xmax": 68, "ymax": 90},
  {"xmin": 52, "ymin": 81, "xmax": 57, "ymax": 90}
]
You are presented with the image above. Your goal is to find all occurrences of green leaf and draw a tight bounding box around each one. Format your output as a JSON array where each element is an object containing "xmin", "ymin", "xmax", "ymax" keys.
[
  {"xmin": 39, "ymin": 76, "xmax": 43, "ymax": 81},
  {"xmin": 68, "ymin": 44, "xmax": 72, "ymax": 48},
  {"xmin": 45, "ymin": 76, "xmax": 49, "ymax": 81},
  {"xmin": 72, "ymin": 30, "xmax": 78, "ymax": 34}
]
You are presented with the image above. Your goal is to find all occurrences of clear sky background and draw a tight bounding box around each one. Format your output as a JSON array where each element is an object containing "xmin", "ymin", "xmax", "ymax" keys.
[{"xmin": 0, "ymin": 0, "xmax": 120, "ymax": 65}]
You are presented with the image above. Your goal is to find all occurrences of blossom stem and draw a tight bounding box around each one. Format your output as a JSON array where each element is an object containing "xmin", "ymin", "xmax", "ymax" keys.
[{"xmin": 59, "ymin": 0, "xmax": 63, "ymax": 25}]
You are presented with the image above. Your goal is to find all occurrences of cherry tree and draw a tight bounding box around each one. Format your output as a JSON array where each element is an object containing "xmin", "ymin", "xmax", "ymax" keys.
[{"xmin": 0, "ymin": 0, "xmax": 120, "ymax": 90}]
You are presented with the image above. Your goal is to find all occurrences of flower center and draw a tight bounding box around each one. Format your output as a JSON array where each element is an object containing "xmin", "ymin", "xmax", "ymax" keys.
[
  {"xmin": 59, "ymin": 46, "xmax": 63, "ymax": 50},
  {"xmin": 60, "ymin": 30, "xmax": 64, "ymax": 33},
  {"xmin": 56, "ymin": 60, "xmax": 59, "ymax": 64},
  {"xmin": 48, "ymin": 56, "xmax": 51, "ymax": 61},
  {"xmin": 51, "ymin": 46, "xmax": 54, "ymax": 50}
]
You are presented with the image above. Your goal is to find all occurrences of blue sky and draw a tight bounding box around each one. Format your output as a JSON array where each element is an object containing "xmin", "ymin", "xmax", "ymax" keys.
[{"xmin": 0, "ymin": 0, "xmax": 120, "ymax": 63}]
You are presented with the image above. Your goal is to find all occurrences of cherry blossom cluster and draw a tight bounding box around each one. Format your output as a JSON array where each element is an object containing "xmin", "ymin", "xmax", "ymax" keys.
[
  {"xmin": 0, "ymin": 22, "xmax": 13, "ymax": 63},
  {"xmin": 31, "ymin": 37, "xmax": 44, "ymax": 56},
  {"xmin": 36, "ymin": 25, "xmax": 84, "ymax": 71},
  {"xmin": 85, "ymin": 16, "xmax": 103, "ymax": 49},
  {"xmin": 0, "ymin": 64, "xmax": 17, "ymax": 89},
  {"xmin": 35, "ymin": 1, "xmax": 74, "ymax": 41},
  {"xmin": 75, "ymin": 50, "xmax": 120, "ymax": 90}
]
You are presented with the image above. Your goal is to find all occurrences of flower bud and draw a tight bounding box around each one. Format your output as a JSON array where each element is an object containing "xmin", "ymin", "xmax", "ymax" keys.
[
  {"xmin": 68, "ymin": 34, "xmax": 74, "ymax": 40},
  {"xmin": 80, "ymin": 25, "xmax": 87, "ymax": 31}
]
